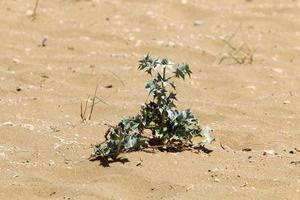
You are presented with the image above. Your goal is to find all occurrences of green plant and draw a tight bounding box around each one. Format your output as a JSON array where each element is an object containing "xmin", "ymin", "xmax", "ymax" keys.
[{"xmin": 91, "ymin": 55, "xmax": 213, "ymax": 161}]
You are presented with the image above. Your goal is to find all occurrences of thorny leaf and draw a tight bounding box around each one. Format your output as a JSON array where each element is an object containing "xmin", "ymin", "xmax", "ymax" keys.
[
  {"xmin": 124, "ymin": 135, "xmax": 148, "ymax": 150},
  {"xmin": 174, "ymin": 63, "xmax": 192, "ymax": 79}
]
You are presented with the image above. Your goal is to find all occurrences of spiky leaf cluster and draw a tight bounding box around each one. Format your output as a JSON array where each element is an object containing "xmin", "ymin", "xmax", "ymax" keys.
[{"xmin": 92, "ymin": 55, "xmax": 212, "ymax": 161}]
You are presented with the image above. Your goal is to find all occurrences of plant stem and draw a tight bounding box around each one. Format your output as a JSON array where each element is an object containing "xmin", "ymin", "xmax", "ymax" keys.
[
  {"xmin": 159, "ymin": 67, "xmax": 167, "ymax": 136},
  {"xmin": 162, "ymin": 67, "xmax": 166, "ymax": 81},
  {"xmin": 113, "ymin": 135, "xmax": 124, "ymax": 160}
]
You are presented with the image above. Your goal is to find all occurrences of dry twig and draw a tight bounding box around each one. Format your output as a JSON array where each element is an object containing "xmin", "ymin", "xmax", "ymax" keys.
[
  {"xmin": 218, "ymin": 28, "xmax": 255, "ymax": 65},
  {"xmin": 80, "ymin": 84, "xmax": 107, "ymax": 122},
  {"xmin": 31, "ymin": 0, "xmax": 40, "ymax": 21}
]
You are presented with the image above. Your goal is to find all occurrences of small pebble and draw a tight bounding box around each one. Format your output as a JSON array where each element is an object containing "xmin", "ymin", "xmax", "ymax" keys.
[
  {"xmin": 272, "ymin": 68, "xmax": 283, "ymax": 74},
  {"xmin": 49, "ymin": 160, "xmax": 55, "ymax": 166},
  {"xmin": 242, "ymin": 148, "xmax": 252, "ymax": 152},
  {"xmin": 12, "ymin": 174, "xmax": 19, "ymax": 178},
  {"xmin": 25, "ymin": 10, "xmax": 33, "ymax": 16},
  {"xmin": 181, "ymin": 0, "xmax": 188, "ymax": 4},
  {"xmin": 246, "ymin": 85, "xmax": 256, "ymax": 90},
  {"xmin": 263, "ymin": 150, "xmax": 276, "ymax": 156},
  {"xmin": 194, "ymin": 20, "xmax": 204, "ymax": 26},
  {"xmin": 12, "ymin": 58, "xmax": 20, "ymax": 64},
  {"xmin": 22, "ymin": 124, "xmax": 34, "ymax": 131},
  {"xmin": 186, "ymin": 184, "xmax": 194, "ymax": 191}
]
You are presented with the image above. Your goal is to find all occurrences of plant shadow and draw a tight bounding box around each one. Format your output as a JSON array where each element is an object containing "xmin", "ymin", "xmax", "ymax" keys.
[
  {"xmin": 194, "ymin": 145, "xmax": 213, "ymax": 154},
  {"xmin": 90, "ymin": 156, "xmax": 129, "ymax": 167}
]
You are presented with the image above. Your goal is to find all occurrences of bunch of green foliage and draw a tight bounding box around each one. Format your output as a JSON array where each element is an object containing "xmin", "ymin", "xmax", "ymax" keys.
[{"xmin": 91, "ymin": 55, "xmax": 212, "ymax": 161}]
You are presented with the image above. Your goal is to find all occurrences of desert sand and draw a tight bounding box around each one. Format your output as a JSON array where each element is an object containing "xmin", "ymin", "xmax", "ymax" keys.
[{"xmin": 0, "ymin": 0, "xmax": 300, "ymax": 199}]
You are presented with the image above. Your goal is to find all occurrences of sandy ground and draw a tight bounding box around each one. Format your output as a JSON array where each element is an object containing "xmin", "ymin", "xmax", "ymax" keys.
[{"xmin": 0, "ymin": 0, "xmax": 300, "ymax": 199}]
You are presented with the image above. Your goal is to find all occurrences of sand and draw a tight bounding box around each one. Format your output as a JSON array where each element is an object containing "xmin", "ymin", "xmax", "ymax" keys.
[{"xmin": 0, "ymin": 0, "xmax": 300, "ymax": 199}]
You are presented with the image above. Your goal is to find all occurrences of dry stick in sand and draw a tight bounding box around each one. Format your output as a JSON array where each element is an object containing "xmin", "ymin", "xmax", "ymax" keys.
[
  {"xmin": 218, "ymin": 26, "xmax": 254, "ymax": 65},
  {"xmin": 31, "ymin": 0, "xmax": 40, "ymax": 21},
  {"xmin": 80, "ymin": 95, "xmax": 90, "ymax": 122},
  {"xmin": 80, "ymin": 84, "xmax": 108, "ymax": 122},
  {"xmin": 88, "ymin": 84, "xmax": 98, "ymax": 120},
  {"xmin": 109, "ymin": 70, "xmax": 125, "ymax": 86},
  {"xmin": 81, "ymin": 70, "xmax": 123, "ymax": 121},
  {"xmin": 219, "ymin": 38, "xmax": 254, "ymax": 65}
]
